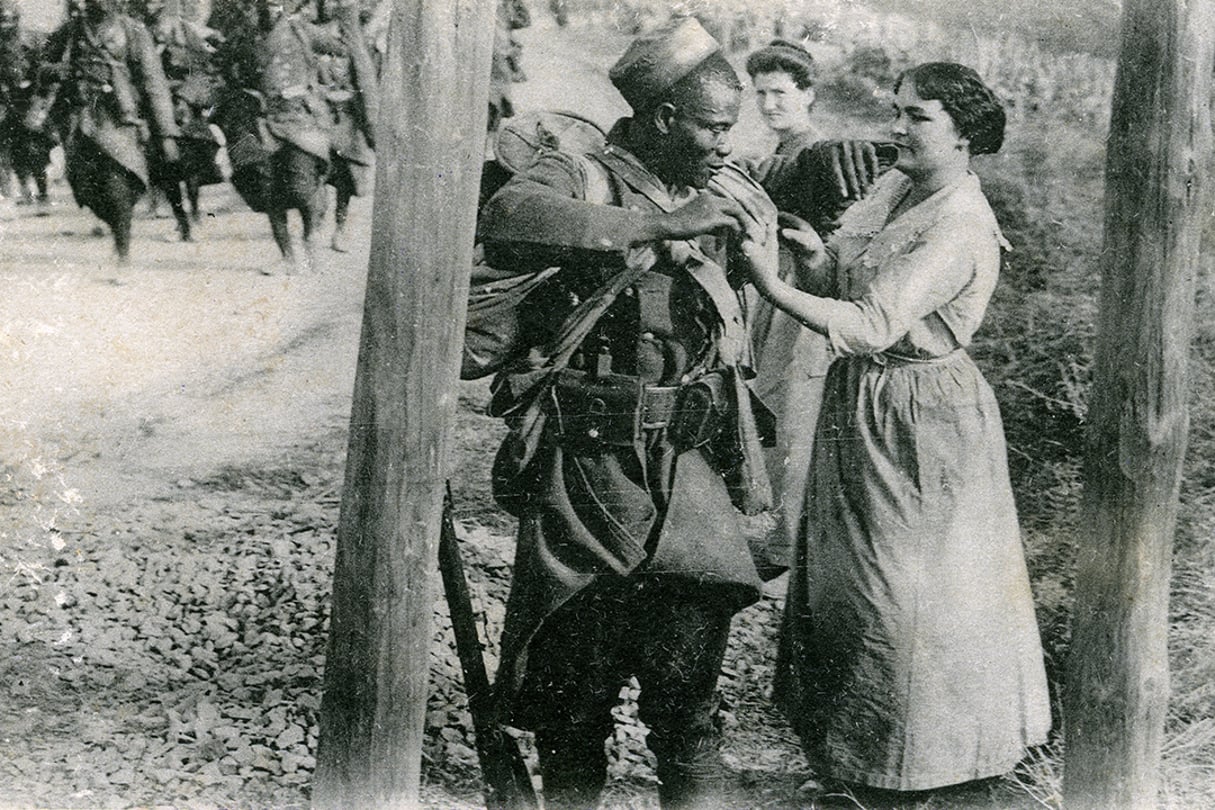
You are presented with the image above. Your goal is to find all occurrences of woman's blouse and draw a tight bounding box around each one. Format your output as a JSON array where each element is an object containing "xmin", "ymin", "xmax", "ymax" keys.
[{"xmin": 815, "ymin": 170, "xmax": 1010, "ymax": 359}]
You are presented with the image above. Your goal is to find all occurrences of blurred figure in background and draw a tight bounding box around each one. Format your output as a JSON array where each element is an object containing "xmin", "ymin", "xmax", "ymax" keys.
[
  {"xmin": 487, "ymin": 0, "xmax": 529, "ymax": 133},
  {"xmin": 0, "ymin": 0, "xmax": 55, "ymax": 210},
  {"xmin": 37, "ymin": 0, "xmax": 181, "ymax": 262},
  {"xmin": 314, "ymin": 0, "xmax": 376, "ymax": 253},
  {"xmin": 144, "ymin": 0, "xmax": 228, "ymax": 241}
]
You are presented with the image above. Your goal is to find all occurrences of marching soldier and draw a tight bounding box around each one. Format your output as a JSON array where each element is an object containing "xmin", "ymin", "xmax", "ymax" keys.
[
  {"xmin": 0, "ymin": 0, "xmax": 54, "ymax": 207},
  {"xmin": 253, "ymin": 0, "xmax": 344, "ymax": 267},
  {"xmin": 314, "ymin": 0, "xmax": 376, "ymax": 253},
  {"xmin": 38, "ymin": 0, "xmax": 181, "ymax": 262},
  {"xmin": 145, "ymin": 0, "xmax": 228, "ymax": 240}
]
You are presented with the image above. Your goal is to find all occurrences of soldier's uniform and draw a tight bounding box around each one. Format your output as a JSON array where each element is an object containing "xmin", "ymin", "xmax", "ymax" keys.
[
  {"xmin": 315, "ymin": 4, "xmax": 374, "ymax": 197},
  {"xmin": 480, "ymin": 19, "xmax": 778, "ymax": 809},
  {"xmin": 0, "ymin": 2, "xmax": 53, "ymax": 204},
  {"xmin": 150, "ymin": 11, "xmax": 226, "ymax": 183},
  {"xmin": 42, "ymin": 2, "xmax": 179, "ymax": 214},
  {"xmin": 257, "ymin": 6, "xmax": 342, "ymax": 169}
]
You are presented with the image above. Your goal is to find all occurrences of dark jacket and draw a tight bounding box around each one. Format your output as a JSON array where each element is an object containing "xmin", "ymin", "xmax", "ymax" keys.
[
  {"xmin": 257, "ymin": 13, "xmax": 344, "ymax": 161},
  {"xmin": 43, "ymin": 12, "xmax": 179, "ymax": 187},
  {"xmin": 480, "ymin": 120, "xmax": 777, "ymax": 706}
]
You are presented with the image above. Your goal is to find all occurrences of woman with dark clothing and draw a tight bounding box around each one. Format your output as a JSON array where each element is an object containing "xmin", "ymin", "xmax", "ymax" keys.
[
  {"xmin": 742, "ymin": 62, "xmax": 1051, "ymax": 795},
  {"xmin": 743, "ymin": 38, "xmax": 834, "ymax": 573},
  {"xmin": 745, "ymin": 38, "xmax": 821, "ymax": 157}
]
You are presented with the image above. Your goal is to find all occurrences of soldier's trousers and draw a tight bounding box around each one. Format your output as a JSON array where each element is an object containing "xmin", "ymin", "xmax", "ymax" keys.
[{"xmin": 514, "ymin": 576, "xmax": 734, "ymax": 810}]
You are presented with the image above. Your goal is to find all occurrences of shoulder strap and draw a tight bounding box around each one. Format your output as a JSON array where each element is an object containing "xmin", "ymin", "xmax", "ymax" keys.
[
  {"xmin": 587, "ymin": 147, "xmax": 676, "ymax": 212},
  {"xmin": 575, "ymin": 152, "xmax": 612, "ymax": 206}
]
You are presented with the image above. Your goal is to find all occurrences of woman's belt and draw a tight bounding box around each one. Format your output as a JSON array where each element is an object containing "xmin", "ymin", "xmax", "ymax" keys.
[{"xmin": 870, "ymin": 347, "xmax": 965, "ymax": 367}]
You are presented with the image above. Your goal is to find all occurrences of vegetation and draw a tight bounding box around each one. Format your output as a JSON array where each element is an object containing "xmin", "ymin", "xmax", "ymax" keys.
[{"xmin": 558, "ymin": 1, "xmax": 1215, "ymax": 807}]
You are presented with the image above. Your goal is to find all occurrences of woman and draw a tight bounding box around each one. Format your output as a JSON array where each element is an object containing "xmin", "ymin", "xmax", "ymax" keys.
[
  {"xmin": 743, "ymin": 62, "xmax": 1051, "ymax": 793},
  {"xmin": 743, "ymin": 39, "xmax": 832, "ymax": 569},
  {"xmin": 746, "ymin": 38, "xmax": 821, "ymax": 156}
]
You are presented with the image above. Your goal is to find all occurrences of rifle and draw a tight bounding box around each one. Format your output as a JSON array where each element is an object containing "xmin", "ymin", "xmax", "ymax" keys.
[{"xmin": 438, "ymin": 485, "xmax": 538, "ymax": 810}]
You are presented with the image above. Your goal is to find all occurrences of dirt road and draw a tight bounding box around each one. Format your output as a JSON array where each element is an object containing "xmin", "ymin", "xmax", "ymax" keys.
[{"xmin": 0, "ymin": 17, "xmax": 1046, "ymax": 810}]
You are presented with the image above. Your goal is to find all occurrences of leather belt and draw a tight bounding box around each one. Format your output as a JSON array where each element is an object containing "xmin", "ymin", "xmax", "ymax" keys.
[{"xmin": 552, "ymin": 369, "xmax": 684, "ymax": 446}]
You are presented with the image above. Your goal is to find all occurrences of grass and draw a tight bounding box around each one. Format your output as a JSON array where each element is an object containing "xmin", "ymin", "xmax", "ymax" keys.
[{"xmin": 554, "ymin": 2, "xmax": 1215, "ymax": 807}]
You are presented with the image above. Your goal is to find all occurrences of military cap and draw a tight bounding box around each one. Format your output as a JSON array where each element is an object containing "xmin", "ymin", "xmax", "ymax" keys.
[{"xmin": 608, "ymin": 16, "xmax": 721, "ymax": 111}]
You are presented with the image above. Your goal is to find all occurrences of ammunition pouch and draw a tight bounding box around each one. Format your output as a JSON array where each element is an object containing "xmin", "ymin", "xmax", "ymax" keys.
[
  {"xmin": 550, "ymin": 369, "xmax": 729, "ymax": 451},
  {"xmin": 669, "ymin": 371, "xmax": 731, "ymax": 452}
]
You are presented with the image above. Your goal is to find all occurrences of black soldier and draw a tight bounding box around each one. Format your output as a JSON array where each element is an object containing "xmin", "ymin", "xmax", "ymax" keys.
[
  {"xmin": 313, "ymin": 0, "xmax": 376, "ymax": 253},
  {"xmin": 479, "ymin": 17, "xmax": 785, "ymax": 809},
  {"xmin": 252, "ymin": 0, "xmax": 344, "ymax": 269},
  {"xmin": 38, "ymin": 0, "xmax": 181, "ymax": 262},
  {"xmin": 0, "ymin": 0, "xmax": 54, "ymax": 208},
  {"xmin": 143, "ymin": 0, "xmax": 228, "ymax": 241}
]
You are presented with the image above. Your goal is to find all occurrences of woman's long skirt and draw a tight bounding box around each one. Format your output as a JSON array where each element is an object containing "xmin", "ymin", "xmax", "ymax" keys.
[{"xmin": 775, "ymin": 350, "xmax": 1051, "ymax": 791}]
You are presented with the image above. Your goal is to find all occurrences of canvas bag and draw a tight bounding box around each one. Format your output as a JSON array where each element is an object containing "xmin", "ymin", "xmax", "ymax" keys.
[{"xmin": 461, "ymin": 110, "xmax": 608, "ymax": 380}]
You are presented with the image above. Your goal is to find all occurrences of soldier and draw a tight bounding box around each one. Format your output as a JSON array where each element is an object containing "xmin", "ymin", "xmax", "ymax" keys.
[
  {"xmin": 479, "ymin": 17, "xmax": 782, "ymax": 809},
  {"xmin": 487, "ymin": 0, "xmax": 529, "ymax": 133},
  {"xmin": 314, "ymin": 0, "xmax": 376, "ymax": 253},
  {"xmin": 254, "ymin": 0, "xmax": 345, "ymax": 269},
  {"xmin": 144, "ymin": 0, "xmax": 228, "ymax": 241},
  {"xmin": 0, "ymin": 0, "xmax": 53, "ymax": 207},
  {"xmin": 38, "ymin": 0, "xmax": 181, "ymax": 263}
]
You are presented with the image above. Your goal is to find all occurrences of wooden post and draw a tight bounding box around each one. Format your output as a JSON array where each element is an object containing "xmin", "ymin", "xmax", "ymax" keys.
[
  {"xmin": 312, "ymin": 0, "xmax": 494, "ymax": 807},
  {"xmin": 1062, "ymin": 1, "xmax": 1214, "ymax": 809}
]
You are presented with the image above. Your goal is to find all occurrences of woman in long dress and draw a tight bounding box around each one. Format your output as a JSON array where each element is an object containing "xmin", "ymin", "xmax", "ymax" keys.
[{"xmin": 742, "ymin": 62, "xmax": 1051, "ymax": 793}]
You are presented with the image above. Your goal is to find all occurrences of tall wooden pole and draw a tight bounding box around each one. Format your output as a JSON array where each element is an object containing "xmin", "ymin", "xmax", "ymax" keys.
[
  {"xmin": 312, "ymin": 0, "xmax": 494, "ymax": 807},
  {"xmin": 1062, "ymin": 1, "xmax": 1213, "ymax": 808}
]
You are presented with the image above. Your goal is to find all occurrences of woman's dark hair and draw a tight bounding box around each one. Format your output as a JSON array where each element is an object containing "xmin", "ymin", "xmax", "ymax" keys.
[
  {"xmin": 894, "ymin": 62, "xmax": 1005, "ymax": 155},
  {"xmin": 745, "ymin": 39, "xmax": 815, "ymax": 89}
]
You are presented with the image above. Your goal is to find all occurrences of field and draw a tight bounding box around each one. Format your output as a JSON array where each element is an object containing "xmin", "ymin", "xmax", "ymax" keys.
[{"xmin": 1, "ymin": 2, "xmax": 1213, "ymax": 809}]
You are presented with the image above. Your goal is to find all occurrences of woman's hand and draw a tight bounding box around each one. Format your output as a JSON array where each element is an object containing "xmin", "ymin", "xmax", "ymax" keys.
[
  {"xmin": 777, "ymin": 212, "xmax": 831, "ymax": 292},
  {"xmin": 739, "ymin": 220, "xmax": 781, "ymax": 291}
]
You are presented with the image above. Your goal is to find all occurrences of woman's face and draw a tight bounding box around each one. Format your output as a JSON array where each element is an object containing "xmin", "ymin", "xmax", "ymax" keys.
[
  {"xmin": 889, "ymin": 81, "xmax": 969, "ymax": 180},
  {"xmin": 752, "ymin": 71, "xmax": 814, "ymax": 137}
]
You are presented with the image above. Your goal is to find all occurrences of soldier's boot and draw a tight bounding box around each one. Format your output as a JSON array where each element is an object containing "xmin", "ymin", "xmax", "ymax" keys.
[
  {"xmin": 165, "ymin": 183, "xmax": 193, "ymax": 242},
  {"xmin": 650, "ymin": 731, "xmax": 726, "ymax": 810},
  {"xmin": 187, "ymin": 178, "xmax": 202, "ymax": 222},
  {"xmin": 535, "ymin": 728, "xmax": 609, "ymax": 810},
  {"xmin": 331, "ymin": 191, "xmax": 351, "ymax": 252}
]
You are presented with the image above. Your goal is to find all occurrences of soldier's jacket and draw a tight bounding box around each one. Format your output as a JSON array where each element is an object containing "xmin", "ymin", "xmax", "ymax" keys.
[
  {"xmin": 257, "ymin": 14, "xmax": 345, "ymax": 161},
  {"xmin": 314, "ymin": 13, "xmax": 375, "ymax": 173},
  {"xmin": 150, "ymin": 14, "xmax": 223, "ymax": 141},
  {"xmin": 42, "ymin": 12, "xmax": 179, "ymax": 186},
  {"xmin": 481, "ymin": 118, "xmax": 780, "ymax": 701}
]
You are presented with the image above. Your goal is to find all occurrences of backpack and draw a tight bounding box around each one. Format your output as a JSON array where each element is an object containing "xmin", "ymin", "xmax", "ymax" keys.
[{"xmin": 461, "ymin": 109, "xmax": 608, "ymax": 380}]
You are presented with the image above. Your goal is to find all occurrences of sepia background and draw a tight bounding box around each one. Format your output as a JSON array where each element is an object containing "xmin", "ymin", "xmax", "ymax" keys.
[{"xmin": 1, "ymin": 1, "xmax": 1211, "ymax": 808}]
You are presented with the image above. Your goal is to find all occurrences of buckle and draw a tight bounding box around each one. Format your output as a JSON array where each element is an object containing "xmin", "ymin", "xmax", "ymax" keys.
[{"xmin": 639, "ymin": 385, "xmax": 678, "ymax": 429}]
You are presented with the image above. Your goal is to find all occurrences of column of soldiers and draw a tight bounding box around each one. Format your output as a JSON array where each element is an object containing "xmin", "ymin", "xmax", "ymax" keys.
[{"xmin": 0, "ymin": 0, "xmax": 377, "ymax": 270}]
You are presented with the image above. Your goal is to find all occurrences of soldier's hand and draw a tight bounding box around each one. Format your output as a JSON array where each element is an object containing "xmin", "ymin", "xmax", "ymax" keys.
[
  {"xmin": 801, "ymin": 139, "xmax": 880, "ymax": 202},
  {"xmin": 161, "ymin": 137, "xmax": 180, "ymax": 165},
  {"xmin": 654, "ymin": 193, "xmax": 748, "ymax": 241}
]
